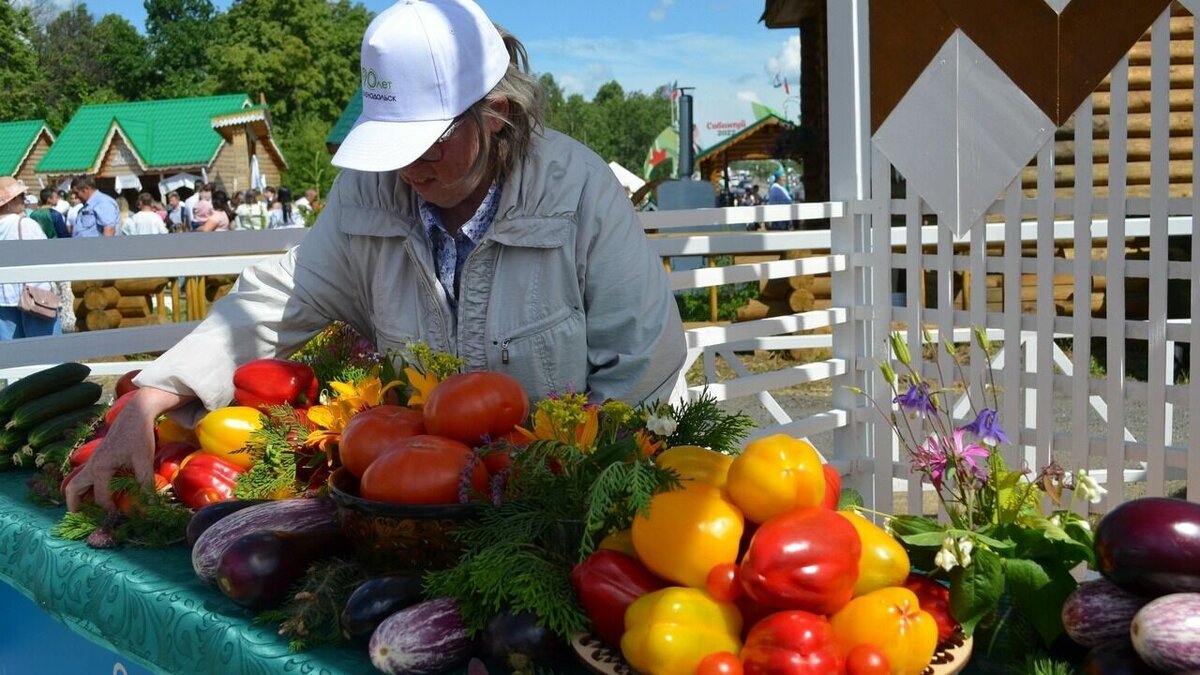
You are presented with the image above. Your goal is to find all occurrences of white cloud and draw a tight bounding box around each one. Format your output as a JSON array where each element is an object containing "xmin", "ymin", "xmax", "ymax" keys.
[
  {"xmin": 737, "ymin": 91, "xmax": 761, "ymax": 103},
  {"xmin": 649, "ymin": 0, "xmax": 676, "ymax": 22},
  {"xmin": 767, "ymin": 34, "xmax": 802, "ymax": 81}
]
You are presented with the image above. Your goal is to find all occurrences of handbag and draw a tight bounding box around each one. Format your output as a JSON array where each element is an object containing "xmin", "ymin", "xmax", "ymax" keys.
[{"xmin": 15, "ymin": 218, "xmax": 59, "ymax": 319}]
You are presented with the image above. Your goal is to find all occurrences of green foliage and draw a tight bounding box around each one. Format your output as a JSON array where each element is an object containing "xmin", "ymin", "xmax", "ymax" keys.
[
  {"xmin": 0, "ymin": 3, "xmax": 41, "ymax": 122},
  {"xmin": 675, "ymin": 282, "xmax": 759, "ymax": 322},
  {"xmin": 94, "ymin": 15, "xmax": 151, "ymax": 101},
  {"xmin": 255, "ymin": 557, "xmax": 367, "ymax": 652},
  {"xmin": 144, "ymin": 0, "xmax": 218, "ymax": 98},
  {"xmin": 208, "ymin": 0, "xmax": 369, "ymax": 127},
  {"xmin": 665, "ymin": 391, "xmax": 754, "ymax": 453},
  {"xmin": 277, "ymin": 114, "xmax": 340, "ymax": 199},
  {"xmin": 235, "ymin": 406, "xmax": 306, "ymax": 500}
]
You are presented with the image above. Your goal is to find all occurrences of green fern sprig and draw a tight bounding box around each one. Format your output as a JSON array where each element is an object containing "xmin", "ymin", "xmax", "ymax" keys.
[
  {"xmin": 254, "ymin": 557, "xmax": 367, "ymax": 652},
  {"xmin": 666, "ymin": 390, "xmax": 755, "ymax": 453},
  {"xmin": 235, "ymin": 406, "xmax": 305, "ymax": 500}
]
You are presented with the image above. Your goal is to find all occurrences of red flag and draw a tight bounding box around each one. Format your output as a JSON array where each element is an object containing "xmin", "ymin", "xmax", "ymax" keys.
[{"xmin": 783, "ymin": 77, "xmax": 791, "ymax": 95}]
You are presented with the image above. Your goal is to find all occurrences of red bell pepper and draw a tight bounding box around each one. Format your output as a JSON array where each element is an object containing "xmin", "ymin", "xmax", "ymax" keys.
[
  {"xmin": 903, "ymin": 573, "xmax": 960, "ymax": 642},
  {"xmin": 739, "ymin": 506, "xmax": 861, "ymax": 615},
  {"xmin": 153, "ymin": 441, "xmax": 199, "ymax": 482},
  {"xmin": 820, "ymin": 464, "xmax": 841, "ymax": 510},
  {"xmin": 570, "ymin": 549, "xmax": 669, "ymax": 647},
  {"xmin": 171, "ymin": 452, "xmax": 243, "ymax": 509},
  {"xmin": 233, "ymin": 358, "xmax": 319, "ymax": 409},
  {"xmin": 740, "ymin": 610, "xmax": 844, "ymax": 675}
]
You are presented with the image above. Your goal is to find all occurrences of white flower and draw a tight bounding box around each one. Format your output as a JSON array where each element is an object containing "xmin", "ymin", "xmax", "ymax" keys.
[
  {"xmin": 646, "ymin": 411, "xmax": 677, "ymax": 437},
  {"xmin": 1075, "ymin": 470, "xmax": 1108, "ymax": 504},
  {"xmin": 1049, "ymin": 515, "xmax": 1062, "ymax": 528},
  {"xmin": 934, "ymin": 548, "xmax": 959, "ymax": 572},
  {"xmin": 882, "ymin": 517, "xmax": 894, "ymax": 536},
  {"xmin": 957, "ymin": 537, "xmax": 974, "ymax": 558}
]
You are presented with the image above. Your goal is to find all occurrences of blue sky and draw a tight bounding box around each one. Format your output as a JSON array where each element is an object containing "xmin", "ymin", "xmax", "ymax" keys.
[{"xmin": 86, "ymin": 0, "xmax": 801, "ymax": 148}]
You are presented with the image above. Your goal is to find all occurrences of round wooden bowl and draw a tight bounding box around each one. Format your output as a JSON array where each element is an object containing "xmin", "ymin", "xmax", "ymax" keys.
[
  {"xmin": 326, "ymin": 467, "xmax": 479, "ymax": 575},
  {"xmin": 570, "ymin": 630, "xmax": 974, "ymax": 675}
]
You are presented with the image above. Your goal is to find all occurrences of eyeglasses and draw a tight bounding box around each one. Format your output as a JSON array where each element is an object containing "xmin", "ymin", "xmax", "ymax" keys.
[{"xmin": 416, "ymin": 116, "xmax": 465, "ymax": 163}]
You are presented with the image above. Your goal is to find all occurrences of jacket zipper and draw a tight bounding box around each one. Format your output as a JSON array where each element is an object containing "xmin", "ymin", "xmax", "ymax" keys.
[{"xmin": 501, "ymin": 338, "xmax": 511, "ymax": 364}]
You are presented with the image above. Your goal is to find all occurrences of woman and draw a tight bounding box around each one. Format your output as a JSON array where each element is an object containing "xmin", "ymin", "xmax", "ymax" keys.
[
  {"xmin": 197, "ymin": 190, "xmax": 234, "ymax": 232},
  {"xmin": 266, "ymin": 187, "xmax": 303, "ymax": 228},
  {"xmin": 0, "ymin": 177, "xmax": 61, "ymax": 339},
  {"xmin": 68, "ymin": 0, "xmax": 685, "ymax": 512}
]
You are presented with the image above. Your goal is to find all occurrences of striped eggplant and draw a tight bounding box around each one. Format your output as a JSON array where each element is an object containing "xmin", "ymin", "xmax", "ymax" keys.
[
  {"xmin": 191, "ymin": 497, "xmax": 337, "ymax": 584},
  {"xmin": 369, "ymin": 597, "xmax": 473, "ymax": 675},
  {"xmin": 1061, "ymin": 577, "xmax": 1151, "ymax": 647},
  {"xmin": 1130, "ymin": 593, "xmax": 1200, "ymax": 673}
]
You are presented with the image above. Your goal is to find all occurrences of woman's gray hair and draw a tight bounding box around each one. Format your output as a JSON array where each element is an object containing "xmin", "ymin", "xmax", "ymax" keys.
[{"xmin": 458, "ymin": 25, "xmax": 544, "ymax": 187}]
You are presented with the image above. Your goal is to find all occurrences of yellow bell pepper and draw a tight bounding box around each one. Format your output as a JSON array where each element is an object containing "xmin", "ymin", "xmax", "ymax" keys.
[
  {"xmin": 655, "ymin": 445, "xmax": 734, "ymax": 490},
  {"xmin": 830, "ymin": 586, "xmax": 938, "ymax": 675},
  {"xmin": 598, "ymin": 528, "xmax": 638, "ymax": 558},
  {"xmin": 194, "ymin": 406, "xmax": 263, "ymax": 470},
  {"xmin": 726, "ymin": 433, "xmax": 825, "ymax": 523},
  {"xmin": 155, "ymin": 415, "xmax": 198, "ymax": 446},
  {"xmin": 621, "ymin": 587, "xmax": 742, "ymax": 675},
  {"xmin": 839, "ymin": 510, "xmax": 911, "ymax": 596},
  {"xmin": 632, "ymin": 485, "xmax": 744, "ymax": 588}
]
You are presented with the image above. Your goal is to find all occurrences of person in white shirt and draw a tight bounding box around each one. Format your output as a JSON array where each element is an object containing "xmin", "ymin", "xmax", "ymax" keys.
[
  {"xmin": 122, "ymin": 192, "xmax": 169, "ymax": 235},
  {"xmin": 65, "ymin": 191, "xmax": 83, "ymax": 235}
]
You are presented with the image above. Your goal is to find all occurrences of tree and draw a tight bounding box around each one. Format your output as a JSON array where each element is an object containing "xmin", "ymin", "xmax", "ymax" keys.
[
  {"xmin": 144, "ymin": 0, "xmax": 218, "ymax": 97},
  {"xmin": 0, "ymin": 3, "xmax": 41, "ymax": 122},
  {"xmin": 34, "ymin": 5, "xmax": 104, "ymax": 128},
  {"xmin": 207, "ymin": 0, "xmax": 370, "ymax": 127},
  {"xmin": 277, "ymin": 114, "xmax": 339, "ymax": 199},
  {"xmin": 94, "ymin": 14, "xmax": 150, "ymax": 101}
]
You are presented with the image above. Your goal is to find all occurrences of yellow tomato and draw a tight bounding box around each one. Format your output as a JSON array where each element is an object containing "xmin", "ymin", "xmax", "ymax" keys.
[
  {"xmin": 655, "ymin": 445, "xmax": 734, "ymax": 490},
  {"xmin": 830, "ymin": 587, "xmax": 938, "ymax": 675},
  {"xmin": 725, "ymin": 434, "xmax": 825, "ymax": 523},
  {"xmin": 839, "ymin": 510, "xmax": 911, "ymax": 596},
  {"xmin": 632, "ymin": 485, "xmax": 744, "ymax": 588},
  {"xmin": 194, "ymin": 406, "xmax": 263, "ymax": 470}
]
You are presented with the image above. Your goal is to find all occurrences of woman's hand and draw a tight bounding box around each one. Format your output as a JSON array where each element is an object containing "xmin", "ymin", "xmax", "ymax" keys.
[{"xmin": 65, "ymin": 386, "xmax": 190, "ymax": 512}]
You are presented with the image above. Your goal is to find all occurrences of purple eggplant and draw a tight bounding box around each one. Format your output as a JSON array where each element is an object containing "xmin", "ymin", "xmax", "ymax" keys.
[
  {"xmin": 215, "ymin": 526, "xmax": 347, "ymax": 609},
  {"xmin": 185, "ymin": 499, "xmax": 269, "ymax": 548},
  {"xmin": 340, "ymin": 574, "xmax": 426, "ymax": 643},
  {"xmin": 480, "ymin": 608, "xmax": 572, "ymax": 673},
  {"xmin": 369, "ymin": 597, "xmax": 473, "ymax": 675},
  {"xmin": 1095, "ymin": 497, "xmax": 1200, "ymax": 596},
  {"xmin": 1080, "ymin": 640, "xmax": 1163, "ymax": 674},
  {"xmin": 1061, "ymin": 578, "xmax": 1151, "ymax": 647}
]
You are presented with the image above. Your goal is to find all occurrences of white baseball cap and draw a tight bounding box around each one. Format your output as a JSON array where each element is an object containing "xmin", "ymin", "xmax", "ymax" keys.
[{"xmin": 332, "ymin": 0, "xmax": 510, "ymax": 172}]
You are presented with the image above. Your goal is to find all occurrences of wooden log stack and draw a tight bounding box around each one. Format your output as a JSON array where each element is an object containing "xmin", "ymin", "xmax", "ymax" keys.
[{"xmin": 71, "ymin": 279, "xmax": 170, "ymax": 331}]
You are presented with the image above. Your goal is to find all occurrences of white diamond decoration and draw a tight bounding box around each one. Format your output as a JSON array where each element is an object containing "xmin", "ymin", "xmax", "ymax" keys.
[
  {"xmin": 1042, "ymin": 0, "xmax": 1071, "ymax": 13},
  {"xmin": 873, "ymin": 31, "xmax": 1054, "ymax": 236}
]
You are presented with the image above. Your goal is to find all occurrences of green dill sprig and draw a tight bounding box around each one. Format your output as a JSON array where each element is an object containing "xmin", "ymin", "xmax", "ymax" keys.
[
  {"xmin": 50, "ymin": 478, "xmax": 190, "ymax": 548},
  {"xmin": 235, "ymin": 406, "xmax": 305, "ymax": 500},
  {"xmin": 254, "ymin": 557, "xmax": 367, "ymax": 652},
  {"xmin": 666, "ymin": 390, "xmax": 755, "ymax": 453}
]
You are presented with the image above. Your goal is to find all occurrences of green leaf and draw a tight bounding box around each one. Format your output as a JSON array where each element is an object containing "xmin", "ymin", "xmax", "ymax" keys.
[
  {"xmin": 949, "ymin": 547, "xmax": 1004, "ymax": 635},
  {"xmin": 1004, "ymin": 557, "xmax": 1076, "ymax": 646},
  {"xmin": 837, "ymin": 488, "xmax": 864, "ymax": 510},
  {"xmin": 898, "ymin": 531, "xmax": 951, "ymax": 547},
  {"xmin": 889, "ymin": 514, "xmax": 944, "ymax": 537}
]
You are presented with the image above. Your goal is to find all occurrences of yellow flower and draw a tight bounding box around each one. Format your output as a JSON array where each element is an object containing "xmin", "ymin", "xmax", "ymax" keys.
[
  {"xmin": 516, "ymin": 393, "xmax": 599, "ymax": 451},
  {"xmin": 634, "ymin": 429, "xmax": 663, "ymax": 458},
  {"xmin": 304, "ymin": 370, "xmax": 402, "ymax": 449},
  {"xmin": 404, "ymin": 366, "xmax": 441, "ymax": 408}
]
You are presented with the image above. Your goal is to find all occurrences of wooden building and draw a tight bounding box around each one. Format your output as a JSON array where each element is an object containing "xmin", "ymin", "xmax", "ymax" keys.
[
  {"xmin": 35, "ymin": 95, "xmax": 287, "ymax": 198},
  {"xmin": 0, "ymin": 120, "xmax": 54, "ymax": 188}
]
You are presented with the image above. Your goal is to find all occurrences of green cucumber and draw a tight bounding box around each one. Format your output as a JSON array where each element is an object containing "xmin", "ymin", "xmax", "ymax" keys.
[
  {"xmin": 25, "ymin": 404, "xmax": 105, "ymax": 449},
  {"xmin": 6, "ymin": 382, "xmax": 103, "ymax": 431},
  {"xmin": 0, "ymin": 427, "xmax": 26, "ymax": 453},
  {"xmin": 0, "ymin": 363, "xmax": 91, "ymax": 414}
]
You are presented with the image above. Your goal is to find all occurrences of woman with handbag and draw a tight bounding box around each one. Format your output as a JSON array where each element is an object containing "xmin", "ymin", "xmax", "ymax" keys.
[{"xmin": 0, "ymin": 176, "xmax": 61, "ymax": 340}]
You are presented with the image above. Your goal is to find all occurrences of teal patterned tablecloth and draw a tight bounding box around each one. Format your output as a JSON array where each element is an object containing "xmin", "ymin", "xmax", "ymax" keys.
[{"xmin": 0, "ymin": 471, "xmax": 375, "ymax": 675}]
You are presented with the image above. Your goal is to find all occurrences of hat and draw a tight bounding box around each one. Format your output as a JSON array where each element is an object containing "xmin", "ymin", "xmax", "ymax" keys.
[
  {"xmin": 0, "ymin": 177, "xmax": 27, "ymax": 208},
  {"xmin": 332, "ymin": 0, "xmax": 510, "ymax": 172}
]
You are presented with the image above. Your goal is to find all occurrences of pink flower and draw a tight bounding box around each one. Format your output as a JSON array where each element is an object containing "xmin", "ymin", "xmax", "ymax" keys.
[{"xmin": 911, "ymin": 429, "xmax": 990, "ymax": 489}]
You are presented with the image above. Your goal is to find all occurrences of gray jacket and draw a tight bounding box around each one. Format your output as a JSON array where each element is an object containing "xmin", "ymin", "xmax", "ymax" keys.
[{"xmin": 137, "ymin": 129, "xmax": 686, "ymax": 411}]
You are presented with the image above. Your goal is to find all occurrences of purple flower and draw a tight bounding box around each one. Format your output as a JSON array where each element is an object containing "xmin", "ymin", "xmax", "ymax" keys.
[
  {"xmin": 946, "ymin": 428, "xmax": 990, "ymax": 485},
  {"xmin": 894, "ymin": 381, "xmax": 935, "ymax": 417},
  {"xmin": 962, "ymin": 408, "xmax": 1009, "ymax": 447}
]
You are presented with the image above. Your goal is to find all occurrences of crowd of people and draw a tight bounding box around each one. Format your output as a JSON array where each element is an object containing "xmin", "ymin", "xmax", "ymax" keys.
[{"xmin": 14, "ymin": 177, "xmax": 321, "ymax": 239}]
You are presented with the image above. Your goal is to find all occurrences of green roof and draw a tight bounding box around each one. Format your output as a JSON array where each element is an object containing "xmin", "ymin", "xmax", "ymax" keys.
[
  {"xmin": 696, "ymin": 113, "xmax": 792, "ymax": 160},
  {"xmin": 0, "ymin": 120, "xmax": 51, "ymax": 175},
  {"xmin": 36, "ymin": 94, "xmax": 252, "ymax": 174},
  {"xmin": 326, "ymin": 88, "xmax": 363, "ymax": 148}
]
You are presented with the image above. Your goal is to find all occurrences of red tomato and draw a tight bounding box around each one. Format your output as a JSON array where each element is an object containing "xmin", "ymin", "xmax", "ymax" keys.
[
  {"xmin": 706, "ymin": 563, "xmax": 744, "ymax": 604},
  {"xmin": 358, "ymin": 434, "xmax": 489, "ymax": 505},
  {"xmin": 338, "ymin": 405, "xmax": 426, "ymax": 478},
  {"xmin": 113, "ymin": 474, "xmax": 171, "ymax": 517},
  {"xmin": 105, "ymin": 390, "xmax": 138, "ymax": 427},
  {"xmin": 845, "ymin": 643, "xmax": 890, "ymax": 675},
  {"xmin": 115, "ymin": 369, "xmax": 141, "ymax": 397},
  {"xmin": 696, "ymin": 652, "xmax": 743, "ymax": 675},
  {"xmin": 423, "ymin": 371, "xmax": 529, "ymax": 446}
]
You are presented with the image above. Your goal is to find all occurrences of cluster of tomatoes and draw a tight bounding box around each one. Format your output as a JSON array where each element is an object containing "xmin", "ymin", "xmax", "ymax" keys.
[{"xmin": 340, "ymin": 371, "xmax": 529, "ymax": 504}]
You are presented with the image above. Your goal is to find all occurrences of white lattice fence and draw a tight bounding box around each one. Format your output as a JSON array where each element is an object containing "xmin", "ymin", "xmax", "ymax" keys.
[{"xmin": 842, "ymin": 5, "xmax": 1198, "ymax": 514}]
